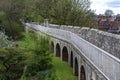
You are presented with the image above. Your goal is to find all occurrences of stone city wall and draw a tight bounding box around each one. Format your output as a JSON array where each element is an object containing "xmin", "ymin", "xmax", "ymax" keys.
[{"xmin": 49, "ymin": 24, "xmax": 120, "ymax": 59}]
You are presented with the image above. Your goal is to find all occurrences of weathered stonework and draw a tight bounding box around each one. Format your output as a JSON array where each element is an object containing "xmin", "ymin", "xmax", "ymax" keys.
[
  {"xmin": 49, "ymin": 24, "xmax": 120, "ymax": 59},
  {"xmin": 25, "ymin": 23, "xmax": 120, "ymax": 80}
]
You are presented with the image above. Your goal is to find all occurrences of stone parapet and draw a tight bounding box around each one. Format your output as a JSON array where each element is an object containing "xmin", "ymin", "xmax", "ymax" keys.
[
  {"xmin": 49, "ymin": 24, "xmax": 120, "ymax": 59},
  {"xmin": 25, "ymin": 23, "xmax": 120, "ymax": 80}
]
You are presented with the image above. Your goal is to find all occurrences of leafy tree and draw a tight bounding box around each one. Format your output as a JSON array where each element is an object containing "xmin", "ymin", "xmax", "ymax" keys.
[
  {"xmin": 0, "ymin": 32, "xmax": 57, "ymax": 80},
  {"xmin": 0, "ymin": 0, "xmax": 95, "ymax": 39},
  {"xmin": 0, "ymin": 0, "xmax": 25, "ymax": 39},
  {"xmin": 35, "ymin": 0, "xmax": 52, "ymax": 19},
  {"xmin": 0, "ymin": 0, "xmax": 97, "ymax": 39},
  {"xmin": 19, "ymin": 32, "xmax": 55, "ymax": 80},
  {"xmin": 49, "ymin": 0, "xmax": 97, "ymax": 28},
  {"xmin": 105, "ymin": 9, "xmax": 114, "ymax": 16},
  {"xmin": 0, "ymin": 48, "xmax": 25, "ymax": 80},
  {"xmin": 49, "ymin": 0, "xmax": 72, "ymax": 24},
  {"xmin": 23, "ymin": 0, "xmax": 97, "ymax": 28}
]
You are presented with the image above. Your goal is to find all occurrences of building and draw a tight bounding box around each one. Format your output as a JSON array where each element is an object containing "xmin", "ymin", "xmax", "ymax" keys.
[{"xmin": 95, "ymin": 14, "xmax": 120, "ymax": 34}]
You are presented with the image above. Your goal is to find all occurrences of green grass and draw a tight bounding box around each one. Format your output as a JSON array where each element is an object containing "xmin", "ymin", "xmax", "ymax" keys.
[{"xmin": 52, "ymin": 57, "xmax": 78, "ymax": 80}]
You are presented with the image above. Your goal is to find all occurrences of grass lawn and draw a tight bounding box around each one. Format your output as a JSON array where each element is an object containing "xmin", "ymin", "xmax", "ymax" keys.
[{"xmin": 52, "ymin": 57, "xmax": 78, "ymax": 80}]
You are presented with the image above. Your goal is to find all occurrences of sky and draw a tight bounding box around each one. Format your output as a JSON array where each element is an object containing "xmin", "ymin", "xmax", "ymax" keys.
[{"xmin": 90, "ymin": 0, "xmax": 120, "ymax": 15}]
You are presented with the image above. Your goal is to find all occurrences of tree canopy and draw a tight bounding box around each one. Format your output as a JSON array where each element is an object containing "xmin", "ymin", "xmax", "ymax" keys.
[
  {"xmin": 104, "ymin": 9, "xmax": 114, "ymax": 16},
  {"xmin": 0, "ymin": 0, "xmax": 97, "ymax": 39},
  {"xmin": 31, "ymin": 0, "xmax": 97, "ymax": 27}
]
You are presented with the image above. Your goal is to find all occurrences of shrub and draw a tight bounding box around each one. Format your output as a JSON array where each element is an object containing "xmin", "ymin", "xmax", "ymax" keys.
[
  {"xmin": 19, "ymin": 32, "xmax": 54, "ymax": 80},
  {"xmin": 0, "ymin": 31, "xmax": 14, "ymax": 48},
  {"xmin": 0, "ymin": 32, "xmax": 56, "ymax": 80},
  {"xmin": 0, "ymin": 48, "xmax": 26, "ymax": 80}
]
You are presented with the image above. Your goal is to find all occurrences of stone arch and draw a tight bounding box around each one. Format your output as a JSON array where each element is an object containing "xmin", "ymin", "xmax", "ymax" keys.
[
  {"xmin": 80, "ymin": 66, "xmax": 86, "ymax": 80},
  {"xmin": 62, "ymin": 46, "xmax": 68, "ymax": 62},
  {"xmin": 74, "ymin": 58, "xmax": 79, "ymax": 76},
  {"xmin": 70, "ymin": 51, "xmax": 73, "ymax": 67},
  {"xmin": 51, "ymin": 41, "xmax": 54, "ymax": 53},
  {"xmin": 56, "ymin": 43, "xmax": 61, "ymax": 57}
]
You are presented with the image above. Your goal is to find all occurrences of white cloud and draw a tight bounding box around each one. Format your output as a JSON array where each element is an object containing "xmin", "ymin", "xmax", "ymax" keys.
[{"xmin": 90, "ymin": 0, "xmax": 120, "ymax": 15}]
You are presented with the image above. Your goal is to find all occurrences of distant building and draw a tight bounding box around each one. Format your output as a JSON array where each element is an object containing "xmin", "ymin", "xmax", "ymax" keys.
[
  {"xmin": 95, "ymin": 14, "xmax": 120, "ymax": 34},
  {"xmin": 110, "ymin": 16, "xmax": 120, "ymax": 30}
]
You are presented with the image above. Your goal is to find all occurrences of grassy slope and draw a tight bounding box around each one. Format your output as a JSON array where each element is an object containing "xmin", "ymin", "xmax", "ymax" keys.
[{"xmin": 52, "ymin": 57, "xmax": 77, "ymax": 80}]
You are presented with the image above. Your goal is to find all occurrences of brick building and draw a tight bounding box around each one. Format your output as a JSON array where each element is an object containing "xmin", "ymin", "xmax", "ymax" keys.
[{"xmin": 95, "ymin": 14, "xmax": 120, "ymax": 33}]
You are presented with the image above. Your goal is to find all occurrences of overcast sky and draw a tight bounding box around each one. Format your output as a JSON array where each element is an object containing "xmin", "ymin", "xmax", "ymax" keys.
[{"xmin": 90, "ymin": 0, "xmax": 120, "ymax": 15}]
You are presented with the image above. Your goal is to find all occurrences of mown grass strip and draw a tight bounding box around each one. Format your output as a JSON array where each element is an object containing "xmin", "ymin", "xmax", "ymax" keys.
[{"xmin": 52, "ymin": 57, "xmax": 77, "ymax": 80}]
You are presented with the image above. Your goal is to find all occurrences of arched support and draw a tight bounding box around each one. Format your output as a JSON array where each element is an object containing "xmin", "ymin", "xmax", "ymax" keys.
[
  {"xmin": 70, "ymin": 51, "xmax": 73, "ymax": 67},
  {"xmin": 56, "ymin": 43, "xmax": 61, "ymax": 57},
  {"xmin": 62, "ymin": 46, "xmax": 68, "ymax": 62},
  {"xmin": 80, "ymin": 66, "xmax": 86, "ymax": 80},
  {"xmin": 74, "ymin": 58, "xmax": 79, "ymax": 76},
  {"xmin": 51, "ymin": 41, "xmax": 54, "ymax": 53}
]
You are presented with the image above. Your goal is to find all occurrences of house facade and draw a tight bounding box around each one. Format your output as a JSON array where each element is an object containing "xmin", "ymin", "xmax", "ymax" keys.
[{"xmin": 95, "ymin": 14, "xmax": 120, "ymax": 33}]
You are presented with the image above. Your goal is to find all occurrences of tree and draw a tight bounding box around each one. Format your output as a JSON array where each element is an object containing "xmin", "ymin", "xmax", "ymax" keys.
[
  {"xmin": 49, "ymin": 0, "xmax": 97, "ymax": 28},
  {"xmin": 0, "ymin": 0, "xmax": 97, "ymax": 38},
  {"xmin": 105, "ymin": 9, "xmax": 114, "ymax": 16},
  {"xmin": 0, "ymin": 0, "xmax": 25, "ymax": 39},
  {"xmin": 18, "ymin": 32, "xmax": 54, "ymax": 80},
  {"xmin": 50, "ymin": 0, "xmax": 72, "ymax": 24},
  {"xmin": 0, "ymin": 32, "xmax": 56, "ymax": 80}
]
